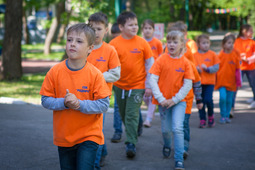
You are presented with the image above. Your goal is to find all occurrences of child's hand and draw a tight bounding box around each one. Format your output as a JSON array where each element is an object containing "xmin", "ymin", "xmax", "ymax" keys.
[
  {"xmin": 64, "ymin": 89, "xmax": 80, "ymax": 110},
  {"xmin": 144, "ymin": 88, "xmax": 152, "ymax": 97},
  {"xmin": 196, "ymin": 66, "xmax": 202, "ymax": 74},
  {"xmin": 166, "ymin": 99, "xmax": 175, "ymax": 109},
  {"xmin": 201, "ymin": 64, "xmax": 207, "ymax": 70},
  {"xmin": 241, "ymin": 53, "xmax": 247, "ymax": 62},
  {"xmin": 160, "ymin": 100, "xmax": 168, "ymax": 108},
  {"xmin": 196, "ymin": 103, "xmax": 203, "ymax": 110}
]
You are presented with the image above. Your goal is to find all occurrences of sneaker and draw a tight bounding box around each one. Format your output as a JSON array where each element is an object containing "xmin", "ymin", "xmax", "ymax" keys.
[
  {"xmin": 183, "ymin": 151, "xmax": 189, "ymax": 160},
  {"xmin": 143, "ymin": 120, "xmax": 151, "ymax": 128},
  {"xmin": 162, "ymin": 146, "xmax": 171, "ymax": 158},
  {"xmin": 175, "ymin": 161, "xmax": 185, "ymax": 170},
  {"xmin": 208, "ymin": 116, "xmax": 215, "ymax": 127},
  {"xmin": 138, "ymin": 125, "xmax": 143, "ymax": 136},
  {"xmin": 246, "ymin": 98, "xmax": 254, "ymax": 104},
  {"xmin": 225, "ymin": 117, "xmax": 231, "ymax": 123},
  {"xmin": 199, "ymin": 120, "xmax": 206, "ymax": 128},
  {"xmin": 111, "ymin": 133, "xmax": 122, "ymax": 143},
  {"xmin": 248, "ymin": 101, "xmax": 255, "ymax": 109},
  {"xmin": 126, "ymin": 143, "xmax": 136, "ymax": 158},
  {"xmin": 99, "ymin": 156, "xmax": 106, "ymax": 167},
  {"xmin": 219, "ymin": 117, "xmax": 226, "ymax": 124}
]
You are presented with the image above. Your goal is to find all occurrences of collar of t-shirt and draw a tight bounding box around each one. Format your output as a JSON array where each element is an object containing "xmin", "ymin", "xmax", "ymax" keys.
[
  {"xmin": 145, "ymin": 37, "xmax": 153, "ymax": 42},
  {"xmin": 65, "ymin": 59, "xmax": 85, "ymax": 71},
  {"xmin": 93, "ymin": 42, "xmax": 103, "ymax": 50}
]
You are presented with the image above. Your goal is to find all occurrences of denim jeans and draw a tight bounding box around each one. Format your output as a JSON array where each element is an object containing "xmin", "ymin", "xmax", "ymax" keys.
[
  {"xmin": 242, "ymin": 70, "xmax": 255, "ymax": 100},
  {"xmin": 199, "ymin": 85, "xmax": 214, "ymax": 120},
  {"xmin": 113, "ymin": 96, "xmax": 122, "ymax": 134},
  {"xmin": 95, "ymin": 113, "xmax": 107, "ymax": 169},
  {"xmin": 159, "ymin": 102, "xmax": 186, "ymax": 162},
  {"xmin": 219, "ymin": 87, "xmax": 234, "ymax": 118},
  {"xmin": 183, "ymin": 114, "xmax": 190, "ymax": 152},
  {"xmin": 58, "ymin": 140, "xmax": 98, "ymax": 170}
]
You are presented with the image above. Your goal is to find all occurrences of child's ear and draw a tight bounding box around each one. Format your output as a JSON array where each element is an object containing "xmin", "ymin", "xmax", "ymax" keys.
[
  {"xmin": 119, "ymin": 24, "xmax": 124, "ymax": 32},
  {"xmin": 88, "ymin": 45, "xmax": 94, "ymax": 53}
]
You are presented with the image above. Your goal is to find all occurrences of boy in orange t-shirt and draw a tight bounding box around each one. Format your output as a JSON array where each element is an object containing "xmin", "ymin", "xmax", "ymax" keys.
[
  {"xmin": 194, "ymin": 34, "xmax": 220, "ymax": 128},
  {"xmin": 215, "ymin": 33, "xmax": 241, "ymax": 123},
  {"xmin": 40, "ymin": 23, "xmax": 111, "ymax": 170},
  {"xmin": 109, "ymin": 11, "xmax": 154, "ymax": 158},
  {"xmin": 88, "ymin": 12, "xmax": 121, "ymax": 168}
]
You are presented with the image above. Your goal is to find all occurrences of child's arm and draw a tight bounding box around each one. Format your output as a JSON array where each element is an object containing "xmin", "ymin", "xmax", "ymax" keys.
[
  {"xmin": 193, "ymin": 81, "xmax": 203, "ymax": 109},
  {"xmin": 172, "ymin": 79, "xmax": 192, "ymax": 104},
  {"xmin": 103, "ymin": 66, "xmax": 120, "ymax": 83},
  {"xmin": 149, "ymin": 74, "xmax": 166, "ymax": 104},
  {"xmin": 41, "ymin": 95, "xmax": 67, "ymax": 110},
  {"xmin": 145, "ymin": 57, "xmax": 155, "ymax": 96},
  {"xmin": 78, "ymin": 97, "xmax": 109, "ymax": 114},
  {"xmin": 235, "ymin": 68, "xmax": 242, "ymax": 88},
  {"xmin": 201, "ymin": 63, "xmax": 219, "ymax": 73}
]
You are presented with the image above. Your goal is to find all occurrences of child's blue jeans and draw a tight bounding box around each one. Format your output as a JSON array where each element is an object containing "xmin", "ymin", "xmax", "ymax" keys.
[
  {"xmin": 58, "ymin": 140, "xmax": 98, "ymax": 170},
  {"xmin": 183, "ymin": 114, "xmax": 190, "ymax": 152},
  {"xmin": 159, "ymin": 102, "xmax": 186, "ymax": 162},
  {"xmin": 219, "ymin": 87, "xmax": 234, "ymax": 118},
  {"xmin": 199, "ymin": 85, "xmax": 214, "ymax": 120}
]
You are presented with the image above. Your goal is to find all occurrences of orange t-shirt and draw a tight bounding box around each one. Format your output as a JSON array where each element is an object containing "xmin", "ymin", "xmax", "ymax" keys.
[
  {"xmin": 40, "ymin": 60, "xmax": 111, "ymax": 147},
  {"xmin": 87, "ymin": 42, "xmax": 120, "ymax": 91},
  {"xmin": 194, "ymin": 50, "xmax": 219, "ymax": 85},
  {"xmin": 165, "ymin": 46, "xmax": 195, "ymax": 64},
  {"xmin": 147, "ymin": 37, "xmax": 163, "ymax": 60},
  {"xmin": 234, "ymin": 38, "xmax": 255, "ymax": 70},
  {"xmin": 185, "ymin": 61, "xmax": 201, "ymax": 114},
  {"xmin": 149, "ymin": 53, "xmax": 194, "ymax": 105},
  {"xmin": 215, "ymin": 49, "xmax": 240, "ymax": 91},
  {"xmin": 187, "ymin": 39, "xmax": 198, "ymax": 54},
  {"xmin": 109, "ymin": 35, "xmax": 153, "ymax": 90}
]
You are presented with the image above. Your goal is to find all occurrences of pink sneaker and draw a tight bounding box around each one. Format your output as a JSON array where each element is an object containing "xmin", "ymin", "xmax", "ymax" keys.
[
  {"xmin": 199, "ymin": 120, "xmax": 206, "ymax": 128},
  {"xmin": 208, "ymin": 116, "xmax": 215, "ymax": 127},
  {"xmin": 143, "ymin": 120, "xmax": 151, "ymax": 128}
]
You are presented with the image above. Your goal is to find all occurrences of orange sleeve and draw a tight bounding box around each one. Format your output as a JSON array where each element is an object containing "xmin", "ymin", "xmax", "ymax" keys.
[{"xmin": 184, "ymin": 58, "xmax": 195, "ymax": 80}]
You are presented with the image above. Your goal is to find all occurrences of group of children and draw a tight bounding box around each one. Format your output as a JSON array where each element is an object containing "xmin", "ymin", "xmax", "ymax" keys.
[{"xmin": 39, "ymin": 10, "xmax": 255, "ymax": 170}]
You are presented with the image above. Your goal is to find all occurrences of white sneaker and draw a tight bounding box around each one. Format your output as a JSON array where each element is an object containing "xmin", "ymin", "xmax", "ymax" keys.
[
  {"xmin": 246, "ymin": 98, "xmax": 254, "ymax": 104},
  {"xmin": 248, "ymin": 101, "xmax": 255, "ymax": 109}
]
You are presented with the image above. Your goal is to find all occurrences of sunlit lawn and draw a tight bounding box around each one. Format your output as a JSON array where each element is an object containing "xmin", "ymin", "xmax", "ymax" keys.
[{"xmin": 0, "ymin": 73, "xmax": 115, "ymax": 107}]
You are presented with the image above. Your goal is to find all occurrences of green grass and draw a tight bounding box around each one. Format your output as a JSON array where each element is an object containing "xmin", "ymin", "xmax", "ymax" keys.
[
  {"xmin": 0, "ymin": 73, "xmax": 115, "ymax": 107},
  {"xmin": 22, "ymin": 43, "xmax": 65, "ymax": 61}
]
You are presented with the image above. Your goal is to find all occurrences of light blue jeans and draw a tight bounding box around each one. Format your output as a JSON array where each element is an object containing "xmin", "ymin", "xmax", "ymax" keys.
[
  {"xmin": 219, "ymin": 87, "xmax": 234, "ymax": 118},
  {"xmin": 159, "ymin": 102, "xmax": 186, "ymax": 162}
]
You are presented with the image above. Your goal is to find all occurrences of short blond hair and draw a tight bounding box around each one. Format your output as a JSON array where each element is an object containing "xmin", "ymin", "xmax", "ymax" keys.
[
  {"xmin": 67, "ymin": 23, "xmax": 95, "ymax": 46},
  {"xmin": 166, "ymin": 30, "xmax": 186, "ymax": 54}
]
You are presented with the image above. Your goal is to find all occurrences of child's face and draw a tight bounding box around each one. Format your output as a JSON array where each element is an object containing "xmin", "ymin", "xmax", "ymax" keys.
[
  {"xmin": 166, "ymin": 38, "xmax": 184, "ymax": 57},
  {"xmin": 198, "ymin": 38, "xmax": 210, "ymax": 52},
  {"xmin": 243, "ymin": 27, "xmax": 254, "ymax": 39},
  {"xmin": 89, "ymin": 21, "xmax": 108, "ymax": 45},
  {"xmin": 66, "ymin": 31, "xmax": 93, "ymax": 61},
  {"xmin": 142, "ymin": 23, "xmax": 154, "ymax": 39},
  {"xmin": 119, "ymin": 18, "xmax": 138, "ymax": 39},
  {"xmin": 223, "ymin": 38, "xmax": 234, "ymax": 52}
]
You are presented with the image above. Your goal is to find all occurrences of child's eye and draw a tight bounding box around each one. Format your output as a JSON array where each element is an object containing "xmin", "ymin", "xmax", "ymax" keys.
[
  {"xmin": 77, "ymin": 40, "xmax": 83, "ymax": 43},
  {"xmin": 67, "ymin": 39, "xmax": 72, "ymax": 42}
]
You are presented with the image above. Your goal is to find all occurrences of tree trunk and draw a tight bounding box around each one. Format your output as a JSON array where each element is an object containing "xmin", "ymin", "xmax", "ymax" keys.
[
  {"xmin": 44, "ymin": 1, "xmax": 65, "ymax": 55},
  {"xmin": 1, "ymin": 0, "xmax": 23, "ymax": 80},
  {"xmin": 57, "ymin": 8, "xmax": 72, "ymax": 43},
  {"xmin": 22, "ymin": 7, "xmax": 30, "ymax": 44}
]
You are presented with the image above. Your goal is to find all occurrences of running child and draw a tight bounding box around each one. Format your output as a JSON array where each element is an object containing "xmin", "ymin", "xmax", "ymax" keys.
[
  {"xmin": 141, "ymin": 19, "xmax": 163, "ymax": 128},
  {"xmin": 150, "ymin": 30, "xmax": 194, "ymax": 170},
  {"xmin": 40, "ymin": 23, "xmax": 111, "ymax": 170},
  {"xmin": 233, "ymin": 24, "xmax": 255, "ymax": 109},
  {"xmin": 194, "ymin": 34, "xmax": 219, "ymax": 128},
  {"xmin": 88, "ymin": 12, "xmax": 121, "ymax": 169},
  {"xmin": 215, "ymin": 33, "xmax": 241, "ymax": 124},
  {"xmin": 109, "ymin": 11, "xmax": 154, "ymax": 158}
]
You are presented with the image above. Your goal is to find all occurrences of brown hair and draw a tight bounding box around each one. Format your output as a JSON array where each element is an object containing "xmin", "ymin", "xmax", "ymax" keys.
[
  {"xmin": 67, "ymin": 23, "xmax": 95, "ymax": 46},
  {"xmin": 88, "ymin": 12, "xmax": 108, "ymax": 27},
  {"xmin": 222, "ymin": 32, "xmax": 236, "ymax": 46},
  {"xmin": 117, "ymin": 11, "xmax": 137, "ymax": 26},
  {"xmin": 141, "ymin": 19, "xmax": 154, "ymax": 30},
  {"xmin": 238, "ymin": 24, "xmax": 252, "ymax": 38},
  {"xmin": 167, "ymin": 21, "xmax": 187, "ymax": 33},
  {"xmin": 196, "ymin": 34, "xmax": 210, "ymax": 46}
]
